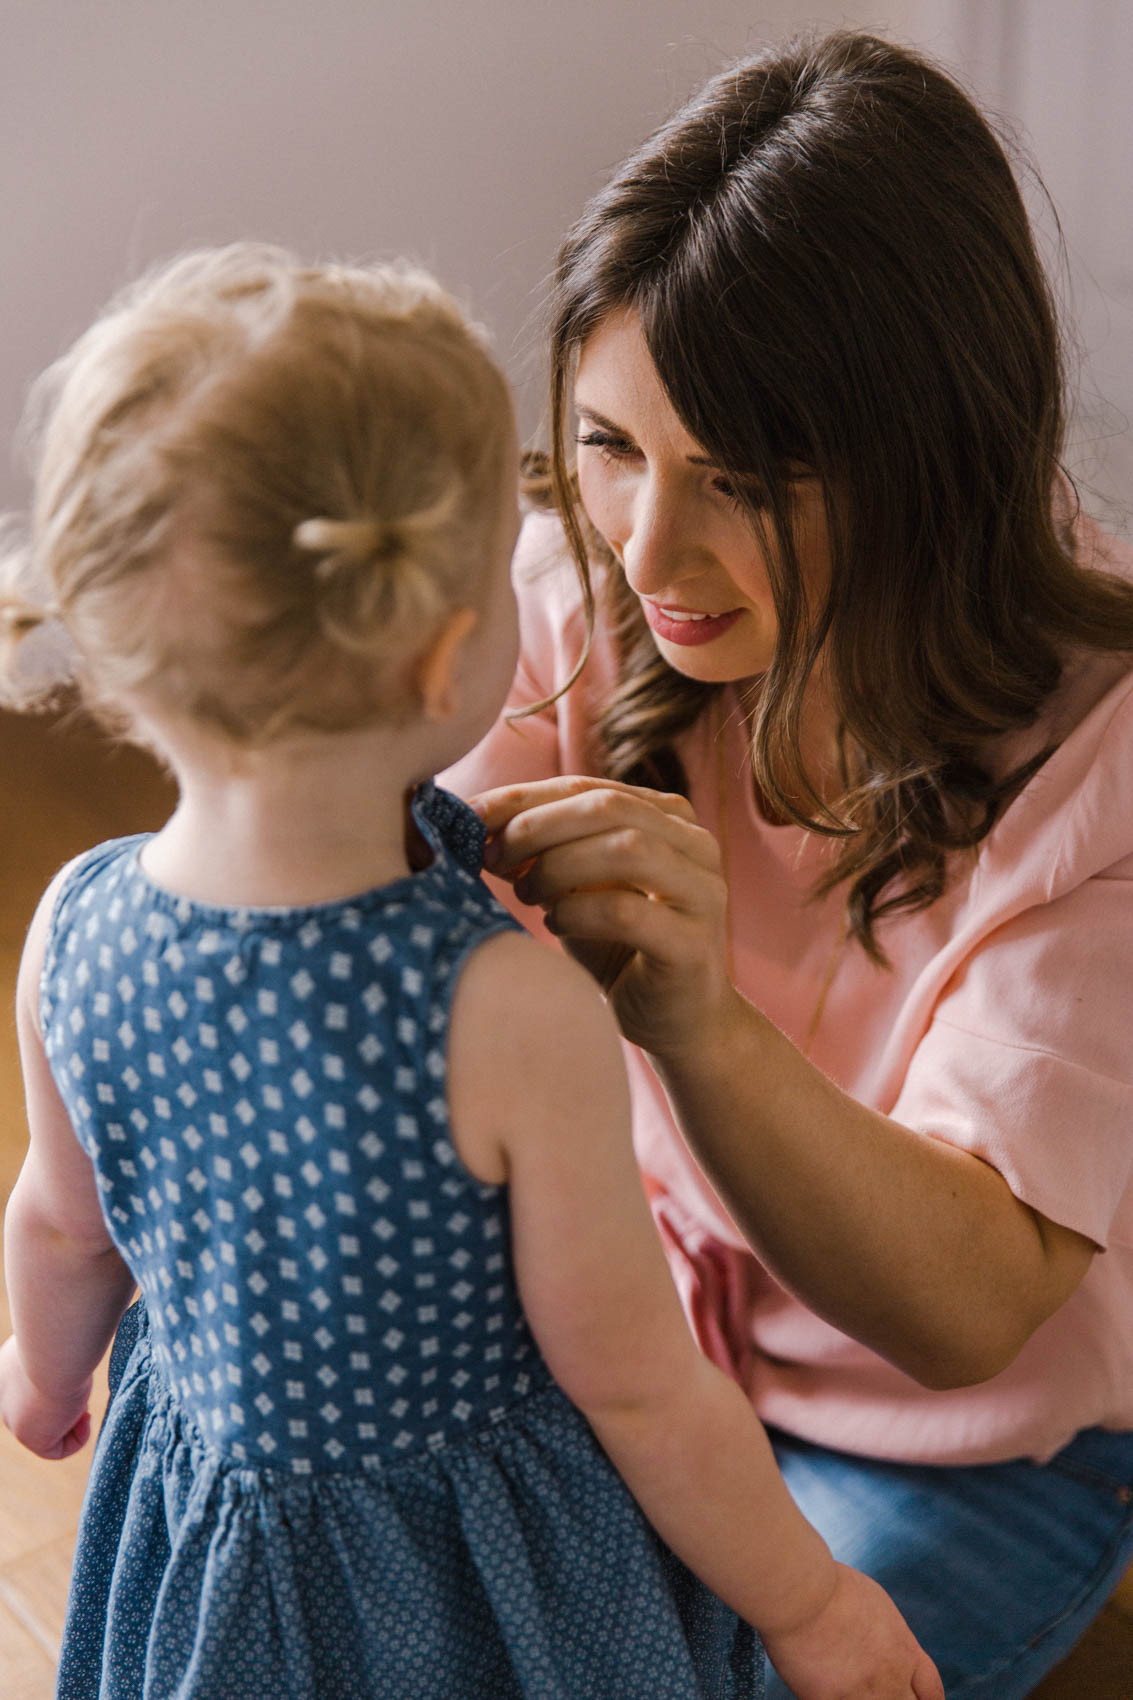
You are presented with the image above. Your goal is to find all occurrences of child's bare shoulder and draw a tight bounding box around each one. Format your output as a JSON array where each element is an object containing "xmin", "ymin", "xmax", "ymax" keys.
[
  {"xmin": 451, "ymin": 930, "xmax": 621, "ymax": 1081},
  {"xmin": 446, "ymin": 931, "xmax": 627, "ymax": 1183}
]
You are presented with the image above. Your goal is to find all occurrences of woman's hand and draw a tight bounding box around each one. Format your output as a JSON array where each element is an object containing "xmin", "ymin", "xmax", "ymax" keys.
[
  {"xmin": 762, "ymin": 1563, "xmax": 945, "ymax": 1700},
  {"xmin": 474, "ymin": 775, "xmax": 736, "ymax": 1057},
  {"xmin": 0, "ymin": 1335, "xmax": 92, "ymax": 1460}
]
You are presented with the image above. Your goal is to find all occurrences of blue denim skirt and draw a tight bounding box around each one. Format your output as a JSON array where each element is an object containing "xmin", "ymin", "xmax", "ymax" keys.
[{"xmin": 764, "ymin": 1423, "xmax": 1133, "ymax": 1698}]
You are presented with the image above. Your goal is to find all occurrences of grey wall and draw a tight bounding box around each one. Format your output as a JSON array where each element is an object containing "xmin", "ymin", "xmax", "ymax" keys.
[
  {"xmin": 2, "ymin": 1, "xmax": 1128, "ymax": 527},
  {"xmin": 0, "ymin": 0, "xmax": 919, "ymax": 503},
  {"xmin": 896, "ymin": 0, "xmax": 1133, "ymax": 533}
]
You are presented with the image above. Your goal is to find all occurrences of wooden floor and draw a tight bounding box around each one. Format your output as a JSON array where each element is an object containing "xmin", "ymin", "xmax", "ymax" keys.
[{"xmin": 0, "ymin": 705, "xmax": 1131, "ymax": 1697}]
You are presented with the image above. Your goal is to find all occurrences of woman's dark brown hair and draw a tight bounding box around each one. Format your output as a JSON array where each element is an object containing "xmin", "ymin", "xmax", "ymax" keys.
[{"xmin": 539, "ymin": 29, "xmax": 1133, "ymax": 960}]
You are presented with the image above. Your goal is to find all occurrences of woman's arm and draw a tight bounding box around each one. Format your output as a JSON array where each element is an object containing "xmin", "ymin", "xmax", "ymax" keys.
[
  {"xmin": 447, "ymin": 932, "xmax": 942, "ymax": 1699},
  {"xmin": 0, "ymin": 879, "xmax": 136, "ymax": 1458},
  {"xmin": 473, "ymin": 778, "xmax": 1097, "ymax": 1389},
  {"xmin": 655, "ymin": 988, "xmax": 1095, "ymax": 1390}
]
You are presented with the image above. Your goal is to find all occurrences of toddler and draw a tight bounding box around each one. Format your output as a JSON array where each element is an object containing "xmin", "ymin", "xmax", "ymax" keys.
[{"xmin": 0, "ymin": 245, "xmax": 941, "ymax": 1700}]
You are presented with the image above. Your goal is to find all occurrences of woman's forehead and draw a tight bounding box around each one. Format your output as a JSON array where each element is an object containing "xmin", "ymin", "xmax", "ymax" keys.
[{"xmin": 574, "ymin": 311, "xmax": 703, "ymax": 448}]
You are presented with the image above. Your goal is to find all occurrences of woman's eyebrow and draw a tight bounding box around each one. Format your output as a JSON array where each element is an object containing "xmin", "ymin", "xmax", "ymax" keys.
[{"xmin": 573, "ymin": 402, "xmax": 627, "ymax": 433}]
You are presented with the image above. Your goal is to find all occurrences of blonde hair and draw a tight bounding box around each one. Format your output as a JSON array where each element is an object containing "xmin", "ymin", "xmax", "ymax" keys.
[{"xmin": 0, "ymin": 243, "xmax": 514, "ymax": 739}]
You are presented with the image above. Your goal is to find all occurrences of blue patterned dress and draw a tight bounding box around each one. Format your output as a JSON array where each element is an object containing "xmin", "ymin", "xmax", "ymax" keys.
[{"xmin": 45, "ymin": 783, "xmax": 760, "ymax": 1699}]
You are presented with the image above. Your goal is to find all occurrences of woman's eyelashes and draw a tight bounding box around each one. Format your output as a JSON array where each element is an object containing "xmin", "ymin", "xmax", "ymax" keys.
[
  {"xmin": 574, "ymin": 427, "xmax": 635, "ymax": 460},
  {"xmin": 711, "ymin": 475, "xmax": 745, "ymax": 512},
  {"xmin": 711, "ymin": 472, "xmax": 773, "ymax": 514}
]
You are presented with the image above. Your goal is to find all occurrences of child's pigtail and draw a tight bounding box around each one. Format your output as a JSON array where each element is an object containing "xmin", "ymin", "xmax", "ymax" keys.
[
  {"xmin": 293, "ymin": 486, "xmax": 458, "ymax": 660},
  {"xmin": 0, "ymin": 521, "xmax": 70, "ymax": 708}
]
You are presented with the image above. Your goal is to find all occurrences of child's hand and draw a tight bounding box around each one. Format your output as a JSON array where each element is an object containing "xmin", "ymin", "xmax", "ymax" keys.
[
  {"xmin": 0, "ymin": 1336, "xmax": 92, "ymax": 1460},
  {"xmin": 762, "ymin": 1562, "xmax": 944, "ymax": 1700}
]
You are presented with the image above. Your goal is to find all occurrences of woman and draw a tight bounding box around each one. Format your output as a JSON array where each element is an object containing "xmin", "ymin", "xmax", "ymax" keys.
[{"xmin": 445, "ymin": 30, "xmax": 1133, "ymax": 1700}]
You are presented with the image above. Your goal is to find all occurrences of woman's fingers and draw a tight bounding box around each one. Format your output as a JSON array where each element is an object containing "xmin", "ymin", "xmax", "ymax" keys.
[
  {"xmin": 471, "ymin": 776, "xmax": 733, "ymax": 1051},
  {"xmin": 474, "ymin": 775, "xmax": 698, "ymax": 864},
  {"xmin": 475, "ymin": 779, "xmax": 714, "ymax": 883},
  {"xmin": 514, "ymin": 826, "xmax": 724, "ymax": 927},
  {"xmin": 544, "ymin": 884, "xmax": 704, "ymax": 964},
  {"xmin": 474, "ymin": 773, "xmax": 698, "ymax": 825}
]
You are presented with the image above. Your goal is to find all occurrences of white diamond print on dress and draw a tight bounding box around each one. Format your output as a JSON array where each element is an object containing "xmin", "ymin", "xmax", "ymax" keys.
[{"xmin": 40, "ymin": 799, "xmax": 559, "ymax": 1520}]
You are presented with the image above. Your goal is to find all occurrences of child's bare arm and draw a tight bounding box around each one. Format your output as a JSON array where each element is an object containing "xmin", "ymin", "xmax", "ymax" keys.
[
  {"xmin": 448, "ymin": 933, "xmax": 942, "ymax": 1698},
  {"xmin": 0, "ymin": 877, "xmax": 135, "ymax": 1458}
]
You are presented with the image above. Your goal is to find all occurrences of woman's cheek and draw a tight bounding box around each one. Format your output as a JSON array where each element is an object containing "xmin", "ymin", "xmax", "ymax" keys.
[{"xmin": 576, "ymin": 456, "xmax": 622, "ymax": 554}]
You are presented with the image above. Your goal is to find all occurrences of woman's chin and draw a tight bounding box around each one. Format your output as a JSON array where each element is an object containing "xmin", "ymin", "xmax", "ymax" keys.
[{"xmin": 652, "ymin": 632, "xmax": 774, "ymax": 684}]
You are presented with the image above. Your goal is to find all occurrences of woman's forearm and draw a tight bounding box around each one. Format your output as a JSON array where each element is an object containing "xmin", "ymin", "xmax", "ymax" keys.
[
  {"xmin": 652, "ymin": 990, "xmax": 1092, "ymax": 1388},
  {"xmin": 4, "ymin": 1173, "xmax": 135, "ymax": 1399}
]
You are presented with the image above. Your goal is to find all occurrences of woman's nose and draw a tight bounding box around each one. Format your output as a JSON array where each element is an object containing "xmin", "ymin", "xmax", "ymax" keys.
[{"xmin": 620, "ymin": 480, "xmax": 703, "ymax": 595}]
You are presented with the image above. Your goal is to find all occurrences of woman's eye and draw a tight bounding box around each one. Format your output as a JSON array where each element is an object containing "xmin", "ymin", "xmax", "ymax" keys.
[
  {"xmin": 712, "ymin": 475, "xmax": 768, "ymax": 514},
  {"xmin": 574, "ymin": 429, "xmax": 636, "ymax": 459},
  {"xmin": 712, "ymin": 475, "xmax": 753, "ymax": 513}
]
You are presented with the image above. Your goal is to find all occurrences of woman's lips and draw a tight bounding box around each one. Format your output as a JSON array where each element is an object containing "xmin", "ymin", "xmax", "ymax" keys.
[{"xmin": 642, "ymin": 600, "xmax": 744, "ymax": 647}]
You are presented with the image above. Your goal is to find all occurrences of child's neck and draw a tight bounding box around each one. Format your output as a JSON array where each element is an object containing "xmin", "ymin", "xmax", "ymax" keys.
[{"xmin": 140, "ymin": 721, "xmax": 433, "ymax": 908}]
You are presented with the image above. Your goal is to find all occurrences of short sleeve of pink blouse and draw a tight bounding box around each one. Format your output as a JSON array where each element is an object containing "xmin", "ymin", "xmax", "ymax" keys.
[
  {"xmin": 888, "ymin": 680, "xmax": 1133, "ymax": 1250},
  {"xmin": 444, "ymin": 510, "xmax": 1133, "ymax": 1466}
]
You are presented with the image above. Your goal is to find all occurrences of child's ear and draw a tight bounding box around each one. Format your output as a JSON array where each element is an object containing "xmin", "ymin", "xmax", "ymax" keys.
[{"xmin": 415, "ymin": 606, "xmax": 479, "ymax": 722}]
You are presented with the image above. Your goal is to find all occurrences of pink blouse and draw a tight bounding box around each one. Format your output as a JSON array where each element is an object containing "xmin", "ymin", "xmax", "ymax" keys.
[{"xmin": 444, "ymin": 510, "xmax": 1133, "ymax": 1466}]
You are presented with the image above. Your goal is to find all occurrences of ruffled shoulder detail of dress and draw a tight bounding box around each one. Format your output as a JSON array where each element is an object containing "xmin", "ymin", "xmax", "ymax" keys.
[{"xmin": 412, "ymin": 779, "xmax": 488, "ymax": 878}]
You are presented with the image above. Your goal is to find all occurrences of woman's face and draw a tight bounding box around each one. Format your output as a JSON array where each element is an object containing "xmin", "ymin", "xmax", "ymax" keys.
[{"xmin": 573, "ymin": 309, "xmax": 830, "ymax": 683}]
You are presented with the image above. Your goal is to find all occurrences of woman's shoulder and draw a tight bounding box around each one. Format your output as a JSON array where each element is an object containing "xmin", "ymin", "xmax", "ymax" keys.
[
  {"xmin": 1071, "ymin": 507, "xmax": 1133, "ymax": 582},
  {"xmin": 977, "ymin": 515, "xmax": 1133, "ymax": 879},
  {"xmin": 1048, "ymin": 657, "xmax": 1133, "ymax": 886},
  {"xmin": 510, "ymin": 506, "xmax": 617, "ymax": 697},
  {"xmin": 513, "ymin": 505, "xmax": 576, "ymax": 578},
  {"xmin": 1044, "ymin": 517, "xmax": 1133, "ymax": 868},
  {"xmin": 512, "ymin": 507, "xmax": 595, "ymax": 618},
  {"xmin": 984, "ymin": 645, "xmax": 1133, "ymax": 905}
]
